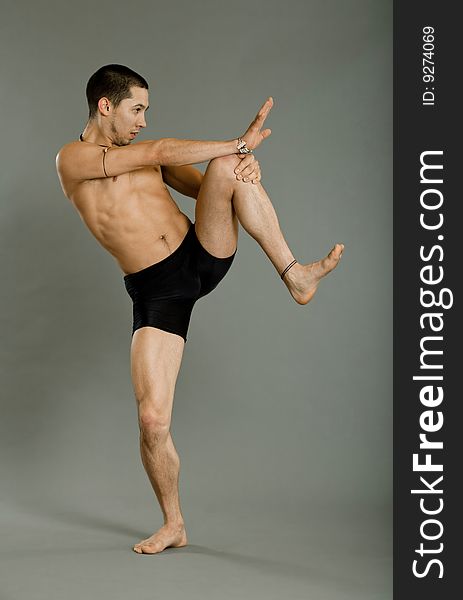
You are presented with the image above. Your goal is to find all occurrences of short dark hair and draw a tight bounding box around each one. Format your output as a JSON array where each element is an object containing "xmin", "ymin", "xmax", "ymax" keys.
[{"xmin": 85, "ymin": 64, "xmax": 149, "ymax": 120}]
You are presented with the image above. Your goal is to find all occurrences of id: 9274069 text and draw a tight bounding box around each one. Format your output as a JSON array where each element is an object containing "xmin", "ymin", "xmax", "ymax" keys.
[{"xmin": 422, "ymin": 26, "xmax": 436, "ymax": 107}]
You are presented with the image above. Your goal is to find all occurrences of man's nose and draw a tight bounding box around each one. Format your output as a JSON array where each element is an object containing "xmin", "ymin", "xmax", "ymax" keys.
[{"xmin": 137, "ymin": 116, "xmax": 147, "ymax": 128}]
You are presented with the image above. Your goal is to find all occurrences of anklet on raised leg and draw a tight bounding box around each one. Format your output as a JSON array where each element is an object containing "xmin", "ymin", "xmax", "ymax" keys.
[{"xmin": 280, "ymin": 259, "xmax": 297, "ymax": 280}]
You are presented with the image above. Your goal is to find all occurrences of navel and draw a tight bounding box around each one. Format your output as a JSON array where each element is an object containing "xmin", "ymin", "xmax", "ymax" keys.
[{"xmin": 159, "ymin": 233, "xmax": 171, "ymax": 253}]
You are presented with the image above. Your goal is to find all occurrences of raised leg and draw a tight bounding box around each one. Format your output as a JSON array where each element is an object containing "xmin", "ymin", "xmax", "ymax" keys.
[
  {"xmin": 130, "ymin": 326, "xmax": 188, "ymax": 554},
  {"xmin": 195, "ymin": 155, "xmax": 344, "ymax": 304}
]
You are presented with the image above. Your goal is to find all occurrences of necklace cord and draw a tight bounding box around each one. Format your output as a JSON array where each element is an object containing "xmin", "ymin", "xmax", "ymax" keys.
[
  {"xmin": 102, "ymin": 147, "xmax": 109, "ymax": 177},
  {"xmin": 79, "ymin": 133, "xmax": 110, "ymax": 178}
]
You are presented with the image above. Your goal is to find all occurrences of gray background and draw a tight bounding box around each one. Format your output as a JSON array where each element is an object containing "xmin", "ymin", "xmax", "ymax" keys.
[{"xmin": 0, "ymin": 1, "xmax": 392, "ymax": 599}]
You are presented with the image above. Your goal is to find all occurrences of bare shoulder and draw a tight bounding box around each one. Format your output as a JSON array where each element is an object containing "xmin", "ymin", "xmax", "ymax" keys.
[
  {"xmin": 55, "ymin": 140, "xmax": 85, "ymax": 195},
  {"xmin": 55, "ymin": 139, "xmax": 80, "ymax": 164},
  {"xmin": 55, "ymin": 140, "xmax": 88, "ymax": 180}
]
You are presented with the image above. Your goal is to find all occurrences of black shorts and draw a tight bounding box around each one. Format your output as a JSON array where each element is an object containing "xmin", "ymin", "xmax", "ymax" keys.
[{"xmin": 124, "ymin": 220, "xmax": 236, "ymax": 342}]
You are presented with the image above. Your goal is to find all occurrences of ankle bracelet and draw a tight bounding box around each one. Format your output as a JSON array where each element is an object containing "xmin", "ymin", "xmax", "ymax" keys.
[{"xmin": 280, "ymin": 259, "xmax": 297, "ymax": 280}]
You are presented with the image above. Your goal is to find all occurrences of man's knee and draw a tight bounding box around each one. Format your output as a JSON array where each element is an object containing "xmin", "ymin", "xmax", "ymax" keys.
[
  {"xmin": 207, "ymin": 154, "xmax": 241, "ymax": 179},
  {"xmin": 138, "ymin": 403, "xmax": 171, "ymax": 443}
]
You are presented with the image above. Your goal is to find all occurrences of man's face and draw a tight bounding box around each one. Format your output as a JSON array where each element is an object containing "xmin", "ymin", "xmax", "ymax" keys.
[{"xmin": 108, "ymin": 86, "xmax": 149, "ymax": 146}]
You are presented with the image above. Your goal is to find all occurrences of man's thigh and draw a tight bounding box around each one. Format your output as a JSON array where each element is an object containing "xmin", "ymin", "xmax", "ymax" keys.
[
  {"xmin": 194, "ymin": 155, "xmax": 240, "ymax": 259},
  {"xmin": 130, "ymin": 326, "xmax": 185, "ymax": 426}
]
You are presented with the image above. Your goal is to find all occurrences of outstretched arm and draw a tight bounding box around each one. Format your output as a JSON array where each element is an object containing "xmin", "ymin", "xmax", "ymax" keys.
[
  {"xmin": 57, "ymin": 98, "xmax": 273, "ymax": 182},
  {"xmin": 157, "ymin": 96, "xmax": 273, "ymax": 167}
]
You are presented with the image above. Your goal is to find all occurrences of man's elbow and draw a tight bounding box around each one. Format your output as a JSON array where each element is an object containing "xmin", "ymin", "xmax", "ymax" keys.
[
  {"xmin": 193, "ymin": 173, "xmax": 203, "ymax": 198},
  {"xmin": 148, "ymin": 139, "xmax": 169, "ymax": 165},
  {"xmin": 149, "ymin": 138, "xmax": 183, "ymax": 166}
]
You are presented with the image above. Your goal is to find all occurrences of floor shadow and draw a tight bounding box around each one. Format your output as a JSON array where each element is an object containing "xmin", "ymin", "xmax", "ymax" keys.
[
  {"xmin": 9, "ymin": 498, "xmax": 147, "ymax": 540},
  {"xmin": 6, "ymin": 499, "xmax": 389, "ymax": 594},
  {"xmin": 163, "ymin": 543, "xmax": 370, "ymax": 590}
]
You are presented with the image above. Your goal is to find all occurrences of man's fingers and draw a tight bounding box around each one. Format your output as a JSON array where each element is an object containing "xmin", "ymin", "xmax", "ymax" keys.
[
  {"xmin": 241, "ymin": 171, "xmax": 260, "ymax": 182},
  {"xmin": 258, "ymin": 97, "xmax": 273, "ymax": 116},
  {"xmin": 244, "ymin": 169, "xmax": 261, "ymax": 182},
  {"xmin": 238, "ymin": 164, "xmax": 261, "ymax": 182},
  {"xmin": 236, "ymin": 167, "xmax": 259, "ymax": 180},
  {"xmin": 254, "ymin": 97, "xmax": 274, "ymax": 127},
  {"xmin": 261, "ymin": 128, "xmax": 272, "ymax": 139},
  {"xmin": 235, "ymin": 155, "xmax": 254, "ymax": 173},
  {"xmin": 239, "ymin": 166, "xmax": 259, "ymax": 180},
  {"xmin": 235, "ymin": 156, "xmax": 260, "ymax": 182}
]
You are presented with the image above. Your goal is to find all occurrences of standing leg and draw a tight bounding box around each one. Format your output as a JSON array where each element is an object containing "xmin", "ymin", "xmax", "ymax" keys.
[
  {"xmin": 195, "ymin": 154, "xmax": 344, "ymax": 305},
  {"xmin": 130, "ymin": 326, "xmax": 188, "ymax": 554}
]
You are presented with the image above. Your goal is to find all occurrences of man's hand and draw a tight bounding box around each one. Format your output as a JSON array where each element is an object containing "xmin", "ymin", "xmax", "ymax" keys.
[
  {"xmin": 234, "ymin": 153, "xmax": 261, "ymax": 184},
  {"xmin": 240, "ymin": 97, "xmax": 273, "ymax": 151}
]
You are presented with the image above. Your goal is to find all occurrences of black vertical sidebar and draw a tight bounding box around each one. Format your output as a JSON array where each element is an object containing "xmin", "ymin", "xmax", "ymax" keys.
[{"xmin": 394, "ymin": 2, "xmax": 460, "ymax": 598}]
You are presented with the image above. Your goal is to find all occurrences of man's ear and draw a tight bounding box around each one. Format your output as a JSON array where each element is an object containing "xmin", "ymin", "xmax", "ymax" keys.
[{"xmin": 97, "ymin": 97, "xmax": 111, "ymax": 115}]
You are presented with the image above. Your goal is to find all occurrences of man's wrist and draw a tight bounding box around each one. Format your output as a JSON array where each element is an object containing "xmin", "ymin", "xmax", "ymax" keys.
[{"xmin": 236, "ymin": 137, "xmax": 253, "ymax": 154}]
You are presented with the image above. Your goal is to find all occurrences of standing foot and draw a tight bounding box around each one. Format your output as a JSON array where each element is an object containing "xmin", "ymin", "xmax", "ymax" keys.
[
  {"xmin": 283, "ymin": 243, "xmax": 344, "ymax": 305},
  {"xmin": 133, "ymin": 522, "xmax": 188, "ymax": 555}
]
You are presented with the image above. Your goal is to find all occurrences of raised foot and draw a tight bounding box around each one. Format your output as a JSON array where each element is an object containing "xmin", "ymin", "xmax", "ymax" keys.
[
  {"xmin": 133, "ymin": 523, "xmax": 188, "ymax": 555},
  {"xmin": 284, "ymin": 243, "xmax": 344, "ymax": 305}
]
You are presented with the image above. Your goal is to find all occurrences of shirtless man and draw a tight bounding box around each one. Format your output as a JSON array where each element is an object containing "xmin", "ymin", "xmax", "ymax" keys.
[{"xmin": 55, "ymin": 64, "xmax": 344, "ymax": 555}]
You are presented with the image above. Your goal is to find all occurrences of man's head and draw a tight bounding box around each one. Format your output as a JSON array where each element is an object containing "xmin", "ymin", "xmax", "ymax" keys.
[{"xmin": 85, "ymin": 64, "xmax": 150, "ymax": 145}]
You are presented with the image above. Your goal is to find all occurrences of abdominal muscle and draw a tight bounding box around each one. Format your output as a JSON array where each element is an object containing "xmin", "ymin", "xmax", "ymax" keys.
[{"xmin": 68, "ymin": 166, "xmax": 193, "ymax": 276}]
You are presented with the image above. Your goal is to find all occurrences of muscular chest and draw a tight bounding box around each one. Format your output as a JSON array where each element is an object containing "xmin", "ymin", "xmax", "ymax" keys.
[
  {"xmin": 72, "ymin": 165, "xmax": 165, "ymax": 204},
  {"xmin": 70, "ymin": 165, "xmax": 172, "ymax": 225},
  {"xmin": 100, "ymin": 164, "xmax": 164, "ymax": 192}
]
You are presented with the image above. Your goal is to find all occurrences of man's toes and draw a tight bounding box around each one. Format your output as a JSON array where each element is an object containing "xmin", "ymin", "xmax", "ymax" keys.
[
  {"xmin": 317, "ymin": 243, "xmax": 344, "ymax": 276},
  {"xmin": 133, "ymin": 539, "xmax": 149, "ymax": 553},
  {"xmin": 329, "ymin": 243, "xmax": 344, "ymax": 262},
  {"xmin": 140, "ymin": 542, "xmax": 162, "ymax": 554}
]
